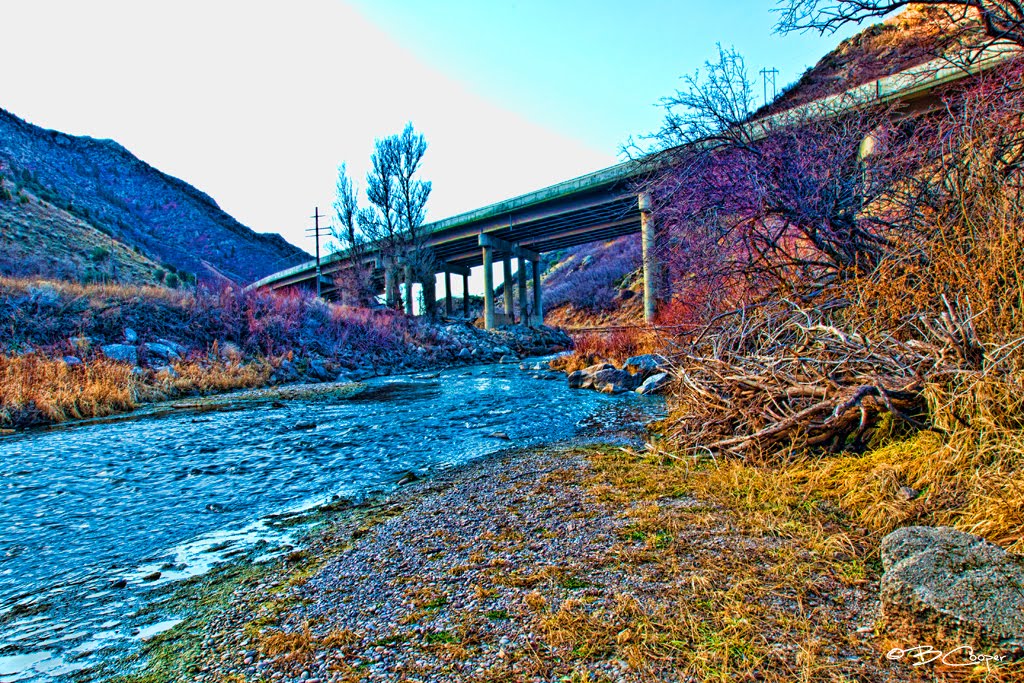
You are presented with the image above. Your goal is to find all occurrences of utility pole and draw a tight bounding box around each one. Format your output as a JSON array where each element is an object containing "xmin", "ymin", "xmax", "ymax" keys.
[
  {"xmin": 759, "ymin": 67, "xmax": 779, "ymax": 105},
  {"xmin": 306, "ymin": 206, "xmax": 326, "ymax": 298}
]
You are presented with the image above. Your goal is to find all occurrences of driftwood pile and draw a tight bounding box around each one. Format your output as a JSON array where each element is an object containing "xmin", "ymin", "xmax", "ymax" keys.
[{"xmin": 663, "ymin": 296, "xmax": 990, "ymax": 457}]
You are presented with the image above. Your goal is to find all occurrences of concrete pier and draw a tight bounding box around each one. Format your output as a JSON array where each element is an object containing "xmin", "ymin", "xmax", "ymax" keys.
[
  {"xmin": 384, "ymin": 266, "xmax": 396, "ymax": 309},
  {"xmin": 517, "ymin": 257, "xmax": 528, "ymax": 325},
  {"xmin": 482, "ymin": 243, "xmax": 495, "ymax": 330},
  {"xmin": 532, "ymin": 259, "xmax": 543, "ymax": 326},
  {"xmin": 502, "ymin": 258, "xmax": 513, "ymax": 318},
  {"xmin": 444, "ymin": 271, "xmax": 453, "ymax": 317},
  {"xmin": 639, "ymin": 191, "xmax": 658, "ymax": 324},
  {"xmin": 462, "ymin": 273, "xmax": 470, "ymax": 318},
  {"xmin": 404, "ymin": 265, "xmax": 414, "ymax": 316}
]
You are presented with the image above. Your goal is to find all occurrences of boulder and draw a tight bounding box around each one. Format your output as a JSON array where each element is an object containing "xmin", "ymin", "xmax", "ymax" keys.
[
  {"xmin": 308, "ymin": 359, "xmax": 331, "ymax": 381},
  {"xmin": 582, "ymin": 362, "xmax": 615, "ymax": 375},
  {"xmin": 567, "ymin": 370, "xmax": 593, "ymax": 390},
  {"xmin": 636, "ymin": 372, "xmax": 671, "ymax": 395},
  {"xmin": 623, "ymin": 354, "xmax": 669, "ymax": 378},
  {"xmin": 62, "ymin": 356, "xmax": 82, "ymax": 366},
  {"xmin": 145, "ymin": 342, "xmax": 180, "ymax": 362},
  {"xmin": 591, "ymin": 368, "xmax": 637, "ymax": 394},
  {"xmin": 156, "ymin": 338, "xmax": 188, "ymax": 357},
  {"xmin": 123, "ymin": 327, "xmax": 138, "ymax": 343},
  {"xmin": 880, "ymin": 526, "xmax": 1024, "ymax": 652},
  {"xmin": 457, "ymin": 347, "xmax": 472, "ymax": 359},
  {"xmin": 101, "ymin": 344, "xmax": 138, "ymax": 365}
]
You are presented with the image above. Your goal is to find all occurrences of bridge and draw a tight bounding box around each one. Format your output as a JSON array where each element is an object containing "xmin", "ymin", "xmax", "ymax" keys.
[{"xmin": 249, "ymin": 46, "xmax": 1014, "ymax": 330}]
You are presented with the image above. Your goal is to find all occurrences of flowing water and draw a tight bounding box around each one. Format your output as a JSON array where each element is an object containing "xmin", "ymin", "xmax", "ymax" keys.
[{"xmin": 0, "ymin": 362, "xmax": 660, "ymax": 681}]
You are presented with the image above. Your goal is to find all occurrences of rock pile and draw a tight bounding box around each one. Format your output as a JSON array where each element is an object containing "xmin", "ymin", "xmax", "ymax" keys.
[{"xmin": 563, "ymin": 354, "xmax": 673, "ymax": 396}]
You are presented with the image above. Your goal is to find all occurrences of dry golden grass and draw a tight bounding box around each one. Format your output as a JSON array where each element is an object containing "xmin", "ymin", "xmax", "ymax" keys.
[
  {"xmin": 0, "ymin": 354, "xmax": 271, "ymax": 429},
  {"xmin": 551, "ymin": 327, "xmax": 662, "ymax": 374},
  {"xmin": 0, "ymin": 354, "xmax": 139, "ymax": 427},
  {"xmin": 527, "ymin": 446, "xmax": 1023, "ymax": 682},
  {"xmin": 0, "ymin": 275, "xmax": 190, "ymax": 303}
]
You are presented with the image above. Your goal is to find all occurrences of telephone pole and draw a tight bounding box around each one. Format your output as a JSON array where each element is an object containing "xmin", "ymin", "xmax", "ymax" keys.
[
  {"xmin": 759, "ymin": 67, "xmax": 779, "ymax": 105},
  {"xmin": 306, "ymin": 206, "xmax": 326, "ymax": 298}
]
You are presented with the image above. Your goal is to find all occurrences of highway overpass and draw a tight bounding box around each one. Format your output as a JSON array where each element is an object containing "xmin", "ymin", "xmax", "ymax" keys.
[{"xmin": 249, "ymin": 45, "xmax": 1015, "ymax": 329}]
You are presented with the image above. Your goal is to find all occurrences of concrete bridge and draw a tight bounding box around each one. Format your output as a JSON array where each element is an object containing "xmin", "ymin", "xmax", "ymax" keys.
[{"xmin": 249, "ymin": 46, "xmax": 1014, "ymax": 330}]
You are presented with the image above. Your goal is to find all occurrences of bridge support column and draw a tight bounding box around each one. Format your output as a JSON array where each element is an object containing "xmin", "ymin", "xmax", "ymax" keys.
[
  {"xmin": 502, "ymin": 257, "xmax": 514, "ymax": 320},
  {"xmin": 462, "ymin": 273, "xmax": 470, "ymax": 318},
  {"xmin": 384, "ymin": 266, "xmax": 396, "ymax": 309},
  {"xmin": 404, "ymin": 264, "xmax": 414, "ymax": 316},
  {"xmin": 482, "ymin": 244, "xmax": 495, "ymax": 330},
  {"xmin": 517, "ymin": 257, "xmax": 528, "ymax": 326},
  {"xmin": 532, "ymin": 259, "xmax": 543, "ymax": 326},
  {"xmin": 640, "ymin": 191, "xmax": 658, "ymax": 325},
  {"xmin": 444, "ymin": 271, "xmax": 453, "ymax": 317}
]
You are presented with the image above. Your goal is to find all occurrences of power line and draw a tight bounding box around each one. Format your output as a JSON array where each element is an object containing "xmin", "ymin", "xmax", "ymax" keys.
[
  {"xmin": 304, "ymin": 206, "xmax": 327, "ymax": 298},
  {"xmin": 759, "ymin": 67, "xmax": 779, "ymax": 105}
]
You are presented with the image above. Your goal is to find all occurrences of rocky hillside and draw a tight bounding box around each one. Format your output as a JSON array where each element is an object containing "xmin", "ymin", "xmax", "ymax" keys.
[
  {"xmin": 0, "ymin": 176, "xmax": 165, "ymax": 283},
  {"xmin": 0, "ymin": 108, "xmax": 308, "ymax": 284}
]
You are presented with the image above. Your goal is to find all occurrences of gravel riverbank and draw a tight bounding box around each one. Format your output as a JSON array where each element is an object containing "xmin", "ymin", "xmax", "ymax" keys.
[{"xmin": 114, "ymin": 429, "xmax": 933, "ymax": 682}]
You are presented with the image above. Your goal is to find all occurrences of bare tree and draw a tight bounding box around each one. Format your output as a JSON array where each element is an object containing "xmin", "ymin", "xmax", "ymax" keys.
[
  {"xmin": 358, "ymin": 123, "xmax": 434, "ymax": 316},
  {"xmin": 359, "ymin": 136, "xmax": 404, "ymax": 308},
  {"xmin": 330, "ymin": 163, "xmax": 374, "ymax": 306},
  {"xmin": 775, "ymin": 0, "xmax": 1024, "ymax": 49},
  {"xmin": 642, "ymin": 46, "xmax": 907, "ymax": 300}
]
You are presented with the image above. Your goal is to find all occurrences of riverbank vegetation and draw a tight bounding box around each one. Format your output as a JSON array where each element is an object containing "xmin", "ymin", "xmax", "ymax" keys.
[
  {"xmin": 0, "ymin": 277, "xmax": 567, "ymax": 429},
  {"xmin": 535, "ymin": 9, "xmax": 1024, "ymax": 672}
]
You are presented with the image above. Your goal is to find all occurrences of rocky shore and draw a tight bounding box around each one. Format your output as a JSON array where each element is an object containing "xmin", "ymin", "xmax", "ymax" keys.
[{"xmin": 115, "ymin": 443, "xmax": 953, "ymax": 683}]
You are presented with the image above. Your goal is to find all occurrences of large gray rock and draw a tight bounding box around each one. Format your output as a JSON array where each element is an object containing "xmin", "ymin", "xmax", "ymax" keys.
[
  {"xmin": 144, "ymin": 342, "xmax": 180, "ymax": 362},
  {"xmin": 880, "ymin": 526, "xmax": 1024, "ymax": 652},
  {"xmin": 582, "ymin": 362, "xmax": 615, "ymax": 375},
  {"xmin": 156, "ymin": 338, "xmax": 188, "ymax": 357},
  {"xmin": 591, "ymin": 368, "xmax": 637, "ymax": 394},
  {"xmin": 123, "ymin": 327, "xmax": 138, "ymax": 344},
  {"xmin": 567, "ymin": 370, "xmax": 593, "ymax": 390},
  {"xmin": 636, "ymin": 372, "xmax": 671, "ymax": 395},
  {"xmin": 101, "ymin": 344, "xmax": 138, "ymax": 365},
  {"xmin": 623, "ymin": 354, "xmax": 668, "ymax": 378}
]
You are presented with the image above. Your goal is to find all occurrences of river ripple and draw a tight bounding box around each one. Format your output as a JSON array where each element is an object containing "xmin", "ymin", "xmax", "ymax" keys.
[{"xmin": 0, "ymin": 362, "xmax": 659, "ymax": 681}]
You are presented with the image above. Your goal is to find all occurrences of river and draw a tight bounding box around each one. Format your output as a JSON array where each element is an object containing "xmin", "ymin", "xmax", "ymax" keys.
[{"xmin": 0, "ymin": 361, "xmax": 659, "ymax": 682}]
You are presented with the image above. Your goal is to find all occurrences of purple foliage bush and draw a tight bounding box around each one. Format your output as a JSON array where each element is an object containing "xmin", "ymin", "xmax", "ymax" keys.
[
  {"xmin": 0, "ymin": 279, "xmax": 445, "ymax": 364},
  {"xmin": 542, "ymin": 236, "xmax": 641, "ymax": 312}
]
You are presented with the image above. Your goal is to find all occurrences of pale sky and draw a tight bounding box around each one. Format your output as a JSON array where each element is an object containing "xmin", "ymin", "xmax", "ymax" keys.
[{"xmin": 0, "ymin": 1, "xmax": 858, "ymax": 254}]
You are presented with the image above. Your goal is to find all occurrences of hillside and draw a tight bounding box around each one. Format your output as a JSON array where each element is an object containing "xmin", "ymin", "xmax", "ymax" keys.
[
  {"xmin": 0, "ymin": 175, "xmax": 165, "ymax": 283},
  {"xmin": 762, "ymin": 5, "xmax": 976, "ymax": 115},
  {"xmin": 0, "ymin": 108, "xmax": 308, "ymax": 284}
]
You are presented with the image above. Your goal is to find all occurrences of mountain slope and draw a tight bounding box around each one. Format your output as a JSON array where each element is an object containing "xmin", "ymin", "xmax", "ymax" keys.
[
  {"xmin": 0, "ymin": 108, "xmax": 308, "ymax": 284},
  {"xmin": 0, "ymin": 176, "xmax": 163, "ymax": 283}
]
